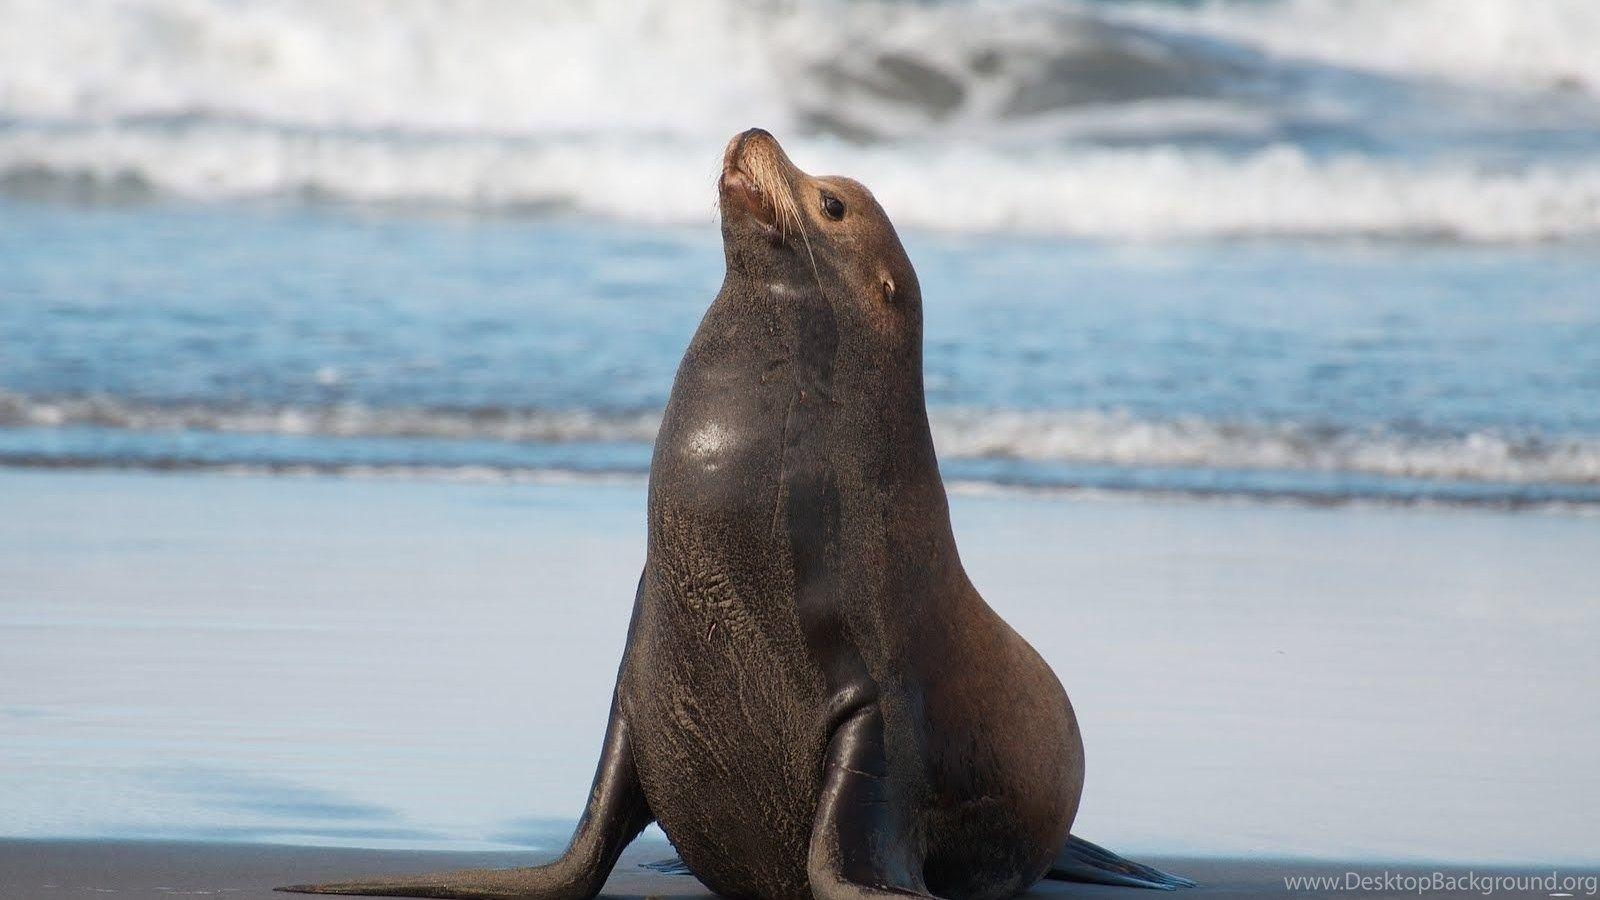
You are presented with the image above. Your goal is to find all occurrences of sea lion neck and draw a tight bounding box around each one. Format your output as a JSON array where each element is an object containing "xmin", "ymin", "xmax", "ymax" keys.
[
  {"xmin": 717, "ymin": 264, "xmax": 816, "ymax": 304},
  {"xmin": 664, "ymin": 271, "xmax": 942, "ymax": 509}
]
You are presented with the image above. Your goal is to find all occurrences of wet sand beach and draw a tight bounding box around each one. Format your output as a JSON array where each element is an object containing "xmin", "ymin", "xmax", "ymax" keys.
[{"xmin": 3, "ymin": 469, "xmax": 1596, "ymax": 870}]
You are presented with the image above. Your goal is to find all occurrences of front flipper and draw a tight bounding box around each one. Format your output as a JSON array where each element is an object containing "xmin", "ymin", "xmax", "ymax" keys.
[
  {"xmin": 1045, "ymin": 835, "xmax": 1195, "ymax": 891},
  {"xmin": 277, "ymin": 693, "xmax": 653, "ymax": 899},
  {"xmin": 806, "ymin": 699, "xmax": 938, "ymax": 900}
]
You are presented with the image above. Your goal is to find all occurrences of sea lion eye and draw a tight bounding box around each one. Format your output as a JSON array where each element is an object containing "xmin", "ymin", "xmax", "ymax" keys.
[{"xmin": 821, "ymin": 194, "xmax": 845, "ymax": 220}]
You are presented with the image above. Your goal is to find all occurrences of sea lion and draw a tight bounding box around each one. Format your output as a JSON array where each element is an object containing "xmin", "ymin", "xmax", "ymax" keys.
[{"xmin": 280, "ymin": 129, "xmax": 1190, "ymax": 899}]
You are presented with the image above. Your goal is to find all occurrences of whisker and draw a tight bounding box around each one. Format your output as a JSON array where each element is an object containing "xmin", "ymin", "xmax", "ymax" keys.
[{"xmin": 736, "ymin": 144, "xmax": 826, "ymax": 295}]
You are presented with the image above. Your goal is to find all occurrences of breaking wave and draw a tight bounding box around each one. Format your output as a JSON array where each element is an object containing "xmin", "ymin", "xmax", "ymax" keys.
[
  {"xmin": 6, "ymin": 125, "xmax": 1600, "ymax": 241},
  {"xmin": 3, "ymin": 0, "xmax": 1600, "ymax": 240},
  {"xmin": 1117, "ymin": 0, "xmax": 1600, "ymax": 96},
  {"xmin": 4, "ymin": 393, "xmax": 1599, "ymax": 497}
]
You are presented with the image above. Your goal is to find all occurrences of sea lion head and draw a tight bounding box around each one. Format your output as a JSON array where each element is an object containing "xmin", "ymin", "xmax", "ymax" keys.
[
  {"xmin": 710, "ymin": 128, "xmax": 937, "ymax": 490},
  {"xmin": 717, "ymin": 128, "xmax": 922, "ymax": 336}
]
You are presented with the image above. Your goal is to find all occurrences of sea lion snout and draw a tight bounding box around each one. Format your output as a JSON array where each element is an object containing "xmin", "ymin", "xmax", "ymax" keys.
[
  {"xmin": 723, "ymin": 127, "xmax": 779, "ymax": 173},
  {"xmin": 719, "ymin": 128, "xmax": 803, "ymax": 236}
]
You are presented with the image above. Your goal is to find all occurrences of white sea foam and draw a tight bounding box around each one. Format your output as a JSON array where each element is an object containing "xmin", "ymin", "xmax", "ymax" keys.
[
  {"xmin": 6, "ymin": 124, "xmax": 1600, "ymax": 241},
  {"xmin": 0, "ymin": 392, "xmax": 665, "ymax": 444},
  {"xmin": 3, "ymin": 0, "xmax": 1599, "ymax": 240},
  {"xmin": 5, "ymin": 392, "xmax": 1598, "ymax": 488},
  {"xmin": 929, "ymin": 408, "xmax": 1600, "ymax": 487},
  {"xmin": 1118, "ymin": 0, "xmax": 1600, "ymax": 95},
  {"xmin": 5, "ymin": 0, "xmax": 1593, "ymax": 132}
]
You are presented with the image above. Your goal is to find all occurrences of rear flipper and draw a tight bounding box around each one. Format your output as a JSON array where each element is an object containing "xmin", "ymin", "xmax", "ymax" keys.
[
  {"xmin": 639, "ymin": 858, "xmax": 693, "ymax": 876},
  {"xmin": 1045, "ymin": 836, "xmax": 1195, "ymax": 891},
  {"xmin": 276, "ymin": 693, "xmax": 653, "ymax": 899}
]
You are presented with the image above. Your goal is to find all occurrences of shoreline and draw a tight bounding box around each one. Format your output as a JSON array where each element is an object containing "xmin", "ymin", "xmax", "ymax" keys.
[
  {"xmin": 1, "ymin": 456, "xmax": 1596, "ymax": 516},
  {"xmin": 4, "ymin": 839, "xmax": 1595, "ymax": 899}
]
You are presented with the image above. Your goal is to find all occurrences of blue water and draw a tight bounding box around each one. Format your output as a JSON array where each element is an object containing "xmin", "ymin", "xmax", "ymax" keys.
[
  {"xmin": 3, "ymin": 199, "xmax": 1599, "ymax": 508},
  {"xmin": 3, "ymin": 0, "xmax": 1600, "ymax": 507}
]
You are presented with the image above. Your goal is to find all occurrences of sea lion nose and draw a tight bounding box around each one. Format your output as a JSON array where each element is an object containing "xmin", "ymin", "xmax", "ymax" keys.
[{"xmin": 728, "ymin": 127, "xmax": 776, "ymax": 167}]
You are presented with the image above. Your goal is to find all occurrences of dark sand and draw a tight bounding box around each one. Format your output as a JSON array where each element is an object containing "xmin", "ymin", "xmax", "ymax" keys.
[{"xmin": 3, "ymin": 840, "xmax": 1592, "ymax": 899}]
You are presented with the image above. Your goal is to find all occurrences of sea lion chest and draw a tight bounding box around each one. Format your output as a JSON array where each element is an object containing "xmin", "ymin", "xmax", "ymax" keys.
[{"xmin": 621, "ymin": 289, "xmax": 838, "ymax": 900}]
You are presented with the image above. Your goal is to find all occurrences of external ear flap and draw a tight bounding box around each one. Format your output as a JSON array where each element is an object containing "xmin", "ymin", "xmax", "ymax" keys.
[{"xmin": 881, "ymin": 276, "xmax": 896, "ymax": 303}]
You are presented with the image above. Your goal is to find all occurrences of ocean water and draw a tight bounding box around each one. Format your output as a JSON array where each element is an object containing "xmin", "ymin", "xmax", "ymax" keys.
[
  {"xmin": 3, "ymin": 0, "xmax": 1600, "ymax": 509},
  {"xmin": 3, "ymin": 200, "xmax": 1599, "ymax": 509}
]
